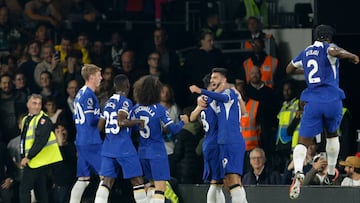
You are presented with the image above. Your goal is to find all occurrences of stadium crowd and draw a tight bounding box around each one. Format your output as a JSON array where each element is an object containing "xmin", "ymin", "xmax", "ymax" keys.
[{"xmin": 0, "ymin": 0, "xmax": 360, "ymax": 203}]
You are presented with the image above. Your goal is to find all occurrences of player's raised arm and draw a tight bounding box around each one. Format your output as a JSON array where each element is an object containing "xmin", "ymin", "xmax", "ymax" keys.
[{"xmin": 328, "ymin": 46, "xmax": 359, "ymax": 64}]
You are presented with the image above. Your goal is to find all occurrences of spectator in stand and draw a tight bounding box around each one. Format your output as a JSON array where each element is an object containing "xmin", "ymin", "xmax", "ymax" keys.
[
  {"xmin": 201, "ymin": 12, "xmax": 223, "ymax": 40},
  {"xmin": 24, "ymin": 0, "xmax": 62, "ymax": 30},
  {"xmin": 242, "ymin": 147, "xmax": 281, "ymax": 185},
  {"xmin": 243, "ymin": 37, "xmax": 278, "ymax": 88},
  {"xmin": 244, "ymin": 66, "xmax": 280, "ymax": 169},
  {"xmin": 64, "ymin": 80, "xmax": 77, "ymax": 113},
  {"xmin": 119, "ymin": 50, "xmax": 145, "ymax": 85},
  {"xmin": 339, "ymin": 156, "xmax": 360, "ymax": 186},
  {"xmin": 7, "ymin": 113, "xmax": 26, "ymax": 203},
  {"xmin": 274, "ymin": 79, "xmax": 300, "ymax": 172},
  {"xmin": 89, "ymin": 38, "xmax": 106, "ymax": 67},
  {"xmin": 62, "ymin": 79, "xmax": 78, "ymax": 142},
  {"xmin": 0, "ymin": 74, "xmax": 27, "ymax": 144},
  {"xmin": 282, "ymin": 139, "xmax": 318, "ymax": 184},
  {"xmin": 96, "ymin": 66, "xmax": 114, "ymax": 109},
  {"xmin": 303, "ymin": 152, "xmax": 340, "ymax": 185},
  {"xmin": 51, "ymin": 122, "xmax": 77, "ymax": 203},
  {"xmin": 0, "ymin": 55, "xmax": 17, "ymax": 75},
  {"xmin": 146, "ymin": 51, "xmax": 163, "ymax": 79},
  {"xmin": 0, "ymin": 6, "xmax": 22, "ymax": 55},
  {"xmin": 150, "ymin": 27, "xmax": 183, "ymax": 106},
  {"xmin": 54, "ymin": 34, "xmax": 73, "ymax": 71},
  {"xmin": 73, "ymin": 32, "xmax": 91, "ymax": 64},
  {"xmin": 13, "ymin": 71, "xmax": 31, "ymax": 97},
  {"xmin": 240, "ymin": 80, "xmax": 261, "ymax": 174},
  {"xmin": 183, "ymin": 31, "xmax": 225, "ymax": 106},
  {"xmin": 38, "ymin": 71, "xmax": 62, "ymax": 104},
  {"xmin": 104, "ymin": 31, "xmax": 126, "ymax": 71},
  {"xmin": 63, "ymin": 50, "xmax": 84, "ymax": 87},
  {"xmin": 58, "ymin": 0, "xmax": 99, "ymax": 33},
  {"xmin": 243, "ymin": 16, "xmax": 276, "ymax": 57},
  {"xmin": 18, "ymin": 40, "xmax": 42, "ymax": 93},
  {"xmin": 169, "ymin": 106, "xmax": 203, "ymax": 184},
  {"xmin": 34, "ymin": 43, "xmax": 64, "ymax": 90},
  {"xmin": 0, "ymin": 142, "xmax": 16, "ymax": 203},
  {"xmin": 33, "ymin": 23, "xmax": 53, "ymax": 46},
  {"xmin": 43, "ymin": 96, "xmax": 65, "ymax": 124},
  {"xmin": 160, "ymin": 84, "xmax": 182, "ymax": 156}
]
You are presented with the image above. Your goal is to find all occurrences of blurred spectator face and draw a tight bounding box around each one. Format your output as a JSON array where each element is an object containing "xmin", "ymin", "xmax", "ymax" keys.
[
  {"xmin": 14, "ymin": 73, "xmax": 26, "ymax": 89},
  {"xmin": 55, "ymin": 124, "xmax": 68, "ymax": 145},
  {"xmin": 154, "ymin": 30, "xmax": 166, "ymax": 47},
  {"xmin": 235, "ymin": 79, "xmax": 245, "ymax": 96},
  {"xmin": 0, "ymin": 75, "xmax": 12, "ymax": 93},
  {"xmin": 92, "ymin": 40, "xmax": 104, "ymax": 55},
  {"xmin": 111, "ymin": 32, "xmax": 122, "ymax": 48},
  {"xmin": 283, "ymin": 83, "xmax": 293, "ymax": 101},
  {"xmin": 207, "ymin": 14, "xmax": 219, "ymax": 27},
  {"xmin": 40, "ymin": 72, "xmax": 51, "ymax": 88},
  {"xmin": 247, "ymin": 18, "xmax": 260, "ymax": 33},
  {"xmin": 249, "ymin": 66, "xmax": 261, "ymax": 84},
  {"xmin": 77, "ymin": 35, "xmax": 88, "ymax": 48},
  {"xmin": 200, "ymin": 34, "xmax": 214, "ymax": 52},
  {"xmin": 28, "ymin": 42, "xmax": 40, "ymax": 57},
  {"xmin": 44, "ymin": 100, "xmax": 57, "ymax": 114},
  {"xmin": 66, "ymin": 80, "xmax": 78, "ymax": 99},
  {"xmin": 121, "ymin": 51, "xmax": 134, "ymax": 73},
  {"xmin": 160, "ymin": 85, "xmax": 171, "ymax": 102},
  {"xmin": 42, "ymin": 46, "xmax": 53, "ymax": 63},
  {"xmin": 102, "ymin": 67, "xmax": 113, "ymax": 81},
  {"xmin": 0, "ymin": 6, "xmax": 8, "ymax": 25},
  {"xmin": 35, "ymin": 25, "xmax": 48, "ymax": 42},
  {"xmin": 250, "ymin": 150, "xmax": 266, "ymax": 170},
  {"xmin": 148, "ymin": 52, "xmax": 160, "ymax": 69},
  {"xmin": 60, "ymin": 38, "xmax": 72, "ymax": 53}
]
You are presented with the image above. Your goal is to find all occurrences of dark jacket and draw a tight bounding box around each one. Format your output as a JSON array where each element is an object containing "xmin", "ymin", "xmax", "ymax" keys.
[{"xmin": 242, "ymin": 166, "xmax": 281, "ymax": 185}]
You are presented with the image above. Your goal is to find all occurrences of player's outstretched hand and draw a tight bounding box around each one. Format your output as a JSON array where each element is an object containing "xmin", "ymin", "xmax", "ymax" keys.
[
  {"xmin": 189, "ymin": 85, "xmax": 201, "ymax": 94},
  {"xmin": 351, "ymin": 55, "xmax": 359, "ymax": 64}
]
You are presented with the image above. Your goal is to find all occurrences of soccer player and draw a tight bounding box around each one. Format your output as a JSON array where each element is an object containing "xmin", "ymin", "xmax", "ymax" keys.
[
  {"xmin": 94, "ymin": 74, "xmax": 147, "ymax": 203},
  {"xmin": 286, "ymin": 24, "xmax": 359, "ymax": 199},
  {"xmin": 131, "ymin": 75, "xmax": 184, "ymax": 203},
  {"xmin": 190, "ymin": 73, "xmax": 225, "ymax": 203},
  {"xmin": 69, "ymin": 64, "xmax": 103, "ymax": 203},
  {"xmin": 189, "ymin": 68, "xmax": 248, "ymax": 203}
]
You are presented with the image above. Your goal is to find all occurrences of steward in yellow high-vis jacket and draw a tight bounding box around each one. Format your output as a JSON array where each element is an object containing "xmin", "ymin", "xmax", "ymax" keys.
[{"xmin": 19, "ymin": 94, "xmax": 62, "ymax": 203}]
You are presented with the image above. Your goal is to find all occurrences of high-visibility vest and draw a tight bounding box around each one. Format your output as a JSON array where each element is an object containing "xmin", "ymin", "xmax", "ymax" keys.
[
  {"xmin": 165, "ymin": 181, "xmax": 179, "ymax": 203},
  {"xmin": 243, "ymin": 55, "xmax": 278, "ymax": 88},
  {"xmin": 23, "ymin": 111, "xmax": 63, "ymax": 168},
  {"xmin": 243, "ymin": 0, "xmax": 268, "ymax": 27},
  {"xmin": 240, "ymin": 99, "xmax": 260, "ymax": 151},
  {"xmin": 276, "ymin": 99, "xmax": 299, "ymax": 145}
]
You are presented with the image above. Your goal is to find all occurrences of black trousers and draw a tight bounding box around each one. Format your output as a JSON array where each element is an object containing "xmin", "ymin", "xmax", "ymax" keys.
[{"xmin": 19, "ymin": 166, "xmax": 49, "ymax": 203}]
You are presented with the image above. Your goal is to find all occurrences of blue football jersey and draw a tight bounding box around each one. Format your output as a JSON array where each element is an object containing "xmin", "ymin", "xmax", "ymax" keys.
[
  {"xmin": 291, "ymin": 41, "xmax": 345, "ymax": 102},
  {"xmin": 131, "ymin": 103, "xmax": 184, "ymax": 159},
  {"xmin": 201, "ymin": 100, "xmax": 218, "ymax": 151},
  {"xmin": 73, "ymin": 86, "xmax": 102, "ymax": 145},
  {"xmin": 201, "ymin": 88, "xmax": 244, "ymax": 144},
  {"xmin": 101, "ymin": 94, "xmax": 137, "ymax": 157}
]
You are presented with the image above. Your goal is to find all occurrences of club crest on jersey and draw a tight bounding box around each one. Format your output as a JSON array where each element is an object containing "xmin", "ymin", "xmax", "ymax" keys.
[
  {"xmin": 222, "ymin": 158, "xmax": 228, "ymax": 168},
  {"xmin": 40, "ymin": 118, "xmax": 46, "ymax": 125},
  {"xmin": 123, "ymin": 101, "xmax": 129, "ymax": 111},
  {"xmin": 87, "ymin": 98, "xmax": 93, "ymax": 108},
  {"xmin": 105, "ymin": 102, "xmax": 116, "ymax": 109}
]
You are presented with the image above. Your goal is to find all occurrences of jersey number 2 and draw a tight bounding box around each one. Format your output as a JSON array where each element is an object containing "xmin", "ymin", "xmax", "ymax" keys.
[{"xmin": 307, "ymin": 59, "xmax": 321, "ymax": 83}]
